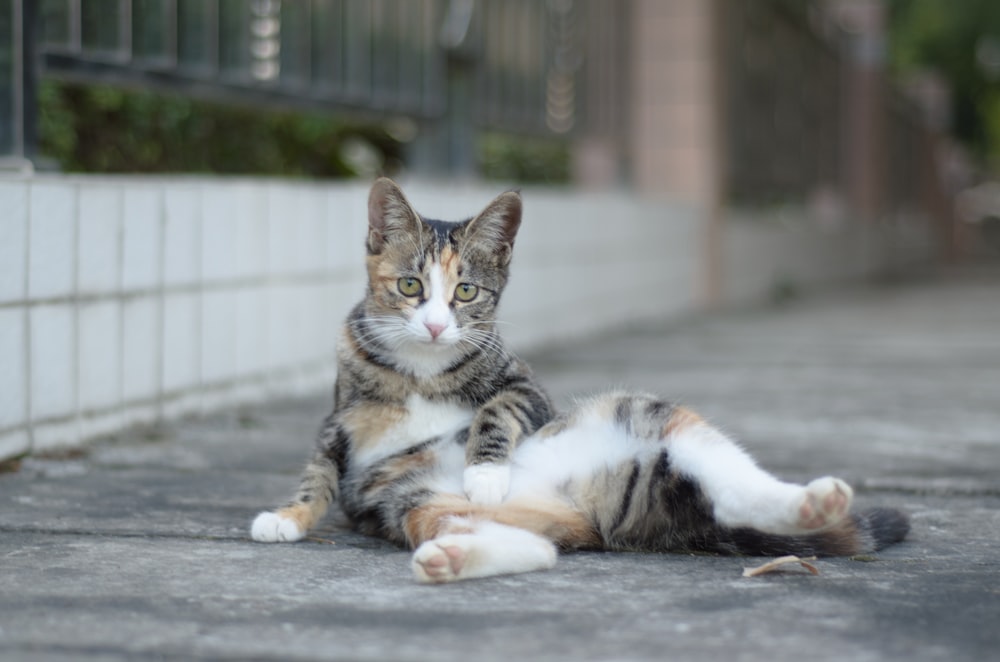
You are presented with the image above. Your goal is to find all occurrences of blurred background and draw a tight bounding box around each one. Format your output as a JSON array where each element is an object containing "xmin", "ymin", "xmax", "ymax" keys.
[
  {"xmin": 3, "ymin": 2, "xmax": 998, "ymax": 228},
  {"xmin": 1, "ymin": 0, "xmax": 999, "ymax": 458}
]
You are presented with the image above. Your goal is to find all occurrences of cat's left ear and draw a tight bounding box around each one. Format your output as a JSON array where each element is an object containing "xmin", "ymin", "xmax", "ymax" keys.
[{"xmin": 464, "ymin": 190, "xmax": 522, "ymax": 266}]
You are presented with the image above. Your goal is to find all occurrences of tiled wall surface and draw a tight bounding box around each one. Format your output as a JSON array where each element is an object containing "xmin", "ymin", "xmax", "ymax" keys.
[
  {"xmin": 0, "ymin": 175, "xmax": 701, "ymax": 460},
  {"xmin": 0, "ymin": 174, "xmax": 935, "ymax": 460}
]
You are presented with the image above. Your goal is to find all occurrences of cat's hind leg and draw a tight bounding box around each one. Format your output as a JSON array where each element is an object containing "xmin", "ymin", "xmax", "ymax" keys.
[
  {"xmin": 251, "ymin": 452, "xmax": 336, "ymax": 543},
  {"xmin": 411, "ymin": 519, "xmax": 557, "ymax": 583},
  {"xmin": 404, "ymin": 494, "xmax": 595, "ymax": 583},
  {"xmin": 665, "ymin": 416, "xmax": 853, "ymax": 536},
  {"xmin": 583, "ymin": 392, "xmax": 854, "ymax": 536}
]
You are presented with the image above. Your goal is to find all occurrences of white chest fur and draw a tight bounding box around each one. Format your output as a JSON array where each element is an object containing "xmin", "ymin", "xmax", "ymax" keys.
[{"xmin": 354, "ymin": 395, "xmax": 475, "ymax": 467}]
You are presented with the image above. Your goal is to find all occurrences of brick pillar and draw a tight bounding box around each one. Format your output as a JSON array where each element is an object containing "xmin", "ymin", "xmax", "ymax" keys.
[
  {"xmin": 628, "ymin": 0, "xmax": 726, "ymax": 303},
  {"xmin": 834, "ymin": 0, "xmax": 888, "ymax": 221}
]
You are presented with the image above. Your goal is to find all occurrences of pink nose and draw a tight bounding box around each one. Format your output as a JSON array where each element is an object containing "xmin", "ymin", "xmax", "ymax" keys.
[{"xmin": 424, "ymin": 322, "xmax": 447, "ymax": 339}]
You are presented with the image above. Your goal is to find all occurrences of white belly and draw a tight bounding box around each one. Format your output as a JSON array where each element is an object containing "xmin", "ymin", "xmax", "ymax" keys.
[{"xmin": 509, "ymin": 412, "xmax": 651, "ymax": 498}]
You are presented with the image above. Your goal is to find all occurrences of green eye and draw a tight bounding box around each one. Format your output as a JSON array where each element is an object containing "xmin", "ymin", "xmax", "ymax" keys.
[
  {"xmin": 397, "ymin": 277, "xmax": 423, "ymax": 297},
  {"xmin": 454, "ymin": 283, "xmax": 479, "ymax": 302}
]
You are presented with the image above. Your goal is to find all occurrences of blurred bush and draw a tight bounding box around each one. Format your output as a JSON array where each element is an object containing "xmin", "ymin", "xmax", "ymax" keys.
[
  {"xmin": 890, "ymin": 0, "xmax": 1000, "ymax": 164},
  {"xmin": 38, "ymin": 80, "xmax": 571, "ymax": 184},
  {"xmin": 478, "ymin": 132, "xmax": 570, "ymax": 184},
  {"xmin": 38, "ymin": 80, "xmax": 405, "ymax": 178}
]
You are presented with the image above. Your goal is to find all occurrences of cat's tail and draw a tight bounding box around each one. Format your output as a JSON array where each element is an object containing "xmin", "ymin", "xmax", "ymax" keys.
[{"xmin": 712, "ymin": 507, "xmax": 910, "ymax": 557}]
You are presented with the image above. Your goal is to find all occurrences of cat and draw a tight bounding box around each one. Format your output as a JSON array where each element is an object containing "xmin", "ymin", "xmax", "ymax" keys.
[{"xmin": 251, "ymin": 178, "xmax": 909, "ymax": 583}]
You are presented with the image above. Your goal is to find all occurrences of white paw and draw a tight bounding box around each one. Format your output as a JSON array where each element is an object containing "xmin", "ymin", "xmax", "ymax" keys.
[
  {"xmin": 463, "ymin": 463, "xmax": 510, "ymax": 505},
  {"xmin": 412, "ymin": 536, "xmax": 472, "ymax": 584},
  {"xmin": 796, "ymin": 477, "xmax": 853, "ymax": 530},
  {"xmin": 251, "ymin": 511, "xmax": 306, "ymax": 542}
]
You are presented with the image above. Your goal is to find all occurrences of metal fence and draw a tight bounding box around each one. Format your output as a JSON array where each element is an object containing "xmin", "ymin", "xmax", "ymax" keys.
[
  {"xmin": 722, "ymin": 0, "xmax": 945, "ymax": 222},
  {"xmin": 1, "ymin": 0, "xmax": 626, "ymax": 171},
  {"xmin": 722, "ymin": 1, "xmax": 843, "ymax": 205}
]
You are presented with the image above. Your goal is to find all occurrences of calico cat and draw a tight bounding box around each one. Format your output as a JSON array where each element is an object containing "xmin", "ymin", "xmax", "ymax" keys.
[{"xmin": 251, "ymin": 178, "xmax": 909, "ymax": 583}]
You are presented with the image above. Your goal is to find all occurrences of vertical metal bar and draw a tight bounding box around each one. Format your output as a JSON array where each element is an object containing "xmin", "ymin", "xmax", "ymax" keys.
[
  {"xmin": 20, "ymin": 0, "xmax": 34, "ymax": 160},
  {"xmin": 2, "ymin": 0, "xmax": 37, "ymax": 165},
  {"xmin": 1, "ymin": 0, "xmax": 23, "ymax": 159},
  {"xmin": 209, "ymin": 0, "xmax": 219, "ymax": 75},
  {"xmin": 69, "ymin": 0, "xmax": 82, "ymax": 52},
  {"xmin": 19, "ymin": 0, "xmax": 33, "ymax": 160},
  {"xmin": 421, "ymin": 0, "xmax": 441, "ymax": 116},
  {"xmin": 303, "ymin": 0, "xmax": 312, "ymax": 87},
  {"xmin": 121, "ymin": 0, "xmax": 133, "ymax": 61},
  {"xmin": 166, "ymin": 0, "xmax": 178, "ymax": 68}
]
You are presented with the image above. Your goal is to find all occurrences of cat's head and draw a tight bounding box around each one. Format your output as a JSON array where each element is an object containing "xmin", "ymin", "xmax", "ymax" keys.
[{"xmin": 361, "ymin": 178, "xmax": 521, "ymax": 355}]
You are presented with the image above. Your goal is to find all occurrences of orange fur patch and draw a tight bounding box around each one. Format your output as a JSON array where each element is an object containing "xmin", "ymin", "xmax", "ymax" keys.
[
  {"xmin": 341, "ymin": 403, "xmax": 406, "ymax": 451},
  {"xmin": 403, "ymin": 494, "xmax": 600, "ymax": 550},
  {"xmin": 363, "ymin": 449, "xmax": 436, "ymax": 494},
  {"xmin": 439, "ymin": 245, "xmax": 460, "ymax": 276},
  {"xmin": 276, "ymin": 503, "xmax": 322, "ymax": 534},
  {"xmin": 494, "ymin": 498, "xmax": 602, "ymax": 550},
  {"xmin": 662, "ymin": 406, "xmax": 704, "ymax": 438},
  {"xmin": 404, "ymin": 494, "xmax": 476, "ymax": 546}
]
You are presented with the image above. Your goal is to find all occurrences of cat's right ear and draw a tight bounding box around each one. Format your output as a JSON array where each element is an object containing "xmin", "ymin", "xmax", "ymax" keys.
[{"xmin": 367, "ymin": 178, "xmax": 421, "ymax": 254}]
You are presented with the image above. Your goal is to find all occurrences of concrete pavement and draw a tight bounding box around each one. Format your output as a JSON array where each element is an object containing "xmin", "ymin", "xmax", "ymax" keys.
[{"xmin": 2, "ymin": 266, "xmax": 999, "ymax": 661}]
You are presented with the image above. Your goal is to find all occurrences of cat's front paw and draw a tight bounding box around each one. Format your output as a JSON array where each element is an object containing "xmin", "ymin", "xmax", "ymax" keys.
[
  {"xmin": 251, "ymin": 510, "xmax": 306, "ymax": 542},
  {"xmin": 463, "ymin": 463, "xmax": 510, "ymax": 505},
  {"xmin": 796, "ymin": 477, "xmax": 853, "ymax": 530}
]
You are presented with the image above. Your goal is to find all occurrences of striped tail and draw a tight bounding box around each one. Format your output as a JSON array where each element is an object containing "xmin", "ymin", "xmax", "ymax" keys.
[{"xmin": 712, "ymin": 507, "xmax": 910, "ymax": 557}]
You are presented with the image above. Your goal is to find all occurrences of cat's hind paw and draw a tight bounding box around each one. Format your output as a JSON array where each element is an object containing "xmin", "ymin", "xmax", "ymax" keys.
[
  {"xmin": 796, "ymin": 477, "xmax": 853, "ymax": 531},
  {"xmin": 463, "ymin": 463, "xmax": 510, "ymax": 505},
  {"xmin": 251, "ymin": 510, "xmax": 306, "ymax": 543},
  {"xmin": 412, "ymin": 537, "xmax": 470, "ymax": 584}
]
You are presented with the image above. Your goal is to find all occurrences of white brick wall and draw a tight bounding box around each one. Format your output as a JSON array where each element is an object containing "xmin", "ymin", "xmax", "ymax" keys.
[
  {"xmin": 721, "ymin": 208, "xmax": 935, "ymax": 304},
  {"xmin": 0, "ymin": 174, "xmax": 933, "ymax": 460},
  {"xmin": 121, "ymin": 186, "xmax": 162, "ymax": 290},
  {"xmin": 0, "ymin": 182, "xmax": 28, "ymax": 304},
  {"xmin": 28, "ymin": 183, "xmax": 76, "ymax": 300},
  {"xmin": 0, "ymin": 175, "xmax": 702, "ymax": 458}
]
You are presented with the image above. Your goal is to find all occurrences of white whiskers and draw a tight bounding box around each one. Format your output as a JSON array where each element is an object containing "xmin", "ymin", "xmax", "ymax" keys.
[
  {"xmin": 459, "ymin": 327, "xmax": 505, "ymax": 356},
  {"xmin": 349, "ymin": 315, "xmax": 413, "ymax": 352}
]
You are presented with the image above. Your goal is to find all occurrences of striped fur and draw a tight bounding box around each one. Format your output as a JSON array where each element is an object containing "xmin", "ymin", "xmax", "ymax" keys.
[{"xmin": 251, "ymin": 179, "xmax": 909, "ymax": 582}]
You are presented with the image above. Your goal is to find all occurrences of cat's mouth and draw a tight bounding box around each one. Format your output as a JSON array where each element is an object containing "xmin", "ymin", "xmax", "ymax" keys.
[{"xmin": 418, "ymin": 333, "xmax": 459, "ymax": 348}]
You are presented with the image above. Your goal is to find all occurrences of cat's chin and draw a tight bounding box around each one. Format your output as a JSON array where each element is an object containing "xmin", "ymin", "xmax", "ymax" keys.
[{"xmin": 392, "ymin": 343, "xmax": 466, "ymax": 378}]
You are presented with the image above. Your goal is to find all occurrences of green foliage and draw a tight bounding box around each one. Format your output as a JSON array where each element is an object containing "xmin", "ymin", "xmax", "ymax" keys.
[
  {"xmin": 37, "ymin": 79, "xmax": 570, "ymax": 183},
  {"xmin": 888, "ymin": 0, "xmax": 1000, "ymax": 164},
  {"xmin": 478, "ymin": 132, "xmax": 570, "ymax": 185},
  {"xmin": 37, "ymin": 80, "xmax": 404, "ymax": 178}
]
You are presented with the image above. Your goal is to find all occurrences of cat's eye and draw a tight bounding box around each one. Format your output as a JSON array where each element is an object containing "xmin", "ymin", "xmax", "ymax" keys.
[
  {"xmin": 397, "ymin": 277, "xmax": 423, "ymax": 297},
  {"xmin": 454, "ymin": 283, "xmax": 479, "ymax": 302}
]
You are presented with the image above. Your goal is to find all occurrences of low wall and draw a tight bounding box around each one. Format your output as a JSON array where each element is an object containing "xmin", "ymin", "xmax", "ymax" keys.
[
  {"xmin": 0, "ymin": 175, "xmax": 701, "ymax": 459},
  {"xmin": 721, "ymin": 207, "xmax": 936, "ymax": 304}
]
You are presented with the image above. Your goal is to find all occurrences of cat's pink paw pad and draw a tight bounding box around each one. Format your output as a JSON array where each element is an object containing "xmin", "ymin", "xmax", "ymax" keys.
[
  {"xmin": 797, "ymin": 477, "xmax": 853, "ymax": 530},
  {"xmin": 412, "ymin": 539, "xmax": 469, "ymax": 583}
]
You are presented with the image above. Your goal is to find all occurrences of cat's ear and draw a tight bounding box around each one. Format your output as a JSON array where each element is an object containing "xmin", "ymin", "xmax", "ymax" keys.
[
  {"xmin": 464, "ymin": 190, "xmax": 522, "ymax": 266},
  {"xmin": 367, "ymin": 178, "xmax": 421, "ymax": 254}
]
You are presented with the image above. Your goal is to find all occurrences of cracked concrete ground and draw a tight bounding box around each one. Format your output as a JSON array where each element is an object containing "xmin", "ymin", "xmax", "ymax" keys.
[{"xmin": 2, "ymin": 267, "xmax": 999, "ymax": 661}]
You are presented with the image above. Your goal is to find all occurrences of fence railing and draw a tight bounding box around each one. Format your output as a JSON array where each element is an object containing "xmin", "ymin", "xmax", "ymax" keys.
[
  {"xmin": 722, "ymin": 1, "xmax": 843, "ymax": 205},
  {"xmin": 37, "ymin": 0, "xmax": 447, "ymax": 118},
  {"xmin": 1, "ymin": 0, "xmax": 626, "ymax": 172}
]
